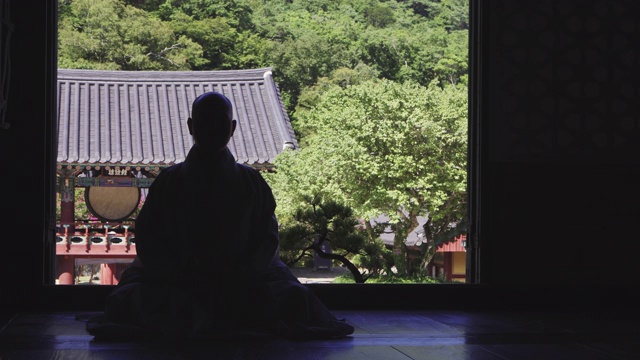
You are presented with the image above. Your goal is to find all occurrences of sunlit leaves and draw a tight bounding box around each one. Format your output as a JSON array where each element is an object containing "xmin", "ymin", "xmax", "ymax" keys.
[
  {"xmin": 58, "ymin": 0, "xmax": 205, "ymax": 70},
  {"xmin": 267, "ymin": 79, "xmax": 467, "ymax": 271}
]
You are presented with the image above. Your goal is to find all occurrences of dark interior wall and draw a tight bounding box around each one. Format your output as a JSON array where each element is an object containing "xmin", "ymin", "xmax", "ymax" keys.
[
  {"xmin": 0, "ymin": 1, "xmax": 638, "ymax": 312},
  {"xmin": 0, "ymin": 1, "xmax": 55, "ymax": 308},
  {"xmin": 476, "ymin": 0, "xmax": 640, "ymax": 285}
]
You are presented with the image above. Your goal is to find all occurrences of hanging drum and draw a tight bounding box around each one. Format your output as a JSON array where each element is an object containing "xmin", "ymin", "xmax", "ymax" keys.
[{"xmin": 85, "ymin": 186, "xmax": 141, "ymax": 221}]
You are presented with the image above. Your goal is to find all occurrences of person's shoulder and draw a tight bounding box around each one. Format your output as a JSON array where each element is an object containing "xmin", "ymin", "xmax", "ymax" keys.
[
  {"xmin": 154, "ymin": 163, "xmax": 184, "ymax": 179},
  {"xmin": 159, "ymin": 163, "xmax": 184, "ymax": 175},
  {"xmin": 150, "ymin": 163, "xmax": 185, "ymax": 186},
  {"xmin": 234, "ymin": 164, "xmax": 275, "ymax": 208},
  {"xmin": 236, "ymin": 163, "xmax": 270, "ymax": 186},
  {"xmin": 236, "ymin": 163, "xmax": 259, "ymax": 174},
  {"xmin": 237, "ymin": 163, "xmax": 268, "ymax": 177}
]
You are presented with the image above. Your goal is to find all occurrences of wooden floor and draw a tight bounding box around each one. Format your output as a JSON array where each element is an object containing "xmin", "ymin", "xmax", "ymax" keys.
[{"xmin": 1, "ymin": 310, "xmax": 639, "ymax": 359}]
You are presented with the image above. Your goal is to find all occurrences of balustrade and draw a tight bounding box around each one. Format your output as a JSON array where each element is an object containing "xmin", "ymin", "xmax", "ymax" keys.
[{"xmin": 55, "ymin": 222, "xmax": 136, "ymax": 255}]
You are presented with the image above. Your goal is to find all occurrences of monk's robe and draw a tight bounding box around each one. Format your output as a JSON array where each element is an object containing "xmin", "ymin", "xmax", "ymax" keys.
[{"xmin": 101, "ymin": 146, "xmax": 353, "ymax": 339}]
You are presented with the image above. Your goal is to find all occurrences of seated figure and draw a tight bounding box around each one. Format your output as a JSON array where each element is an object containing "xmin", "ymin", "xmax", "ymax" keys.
[{"xmin": 92, "ymin": 92, "xmax": 353, "ymax": 340}]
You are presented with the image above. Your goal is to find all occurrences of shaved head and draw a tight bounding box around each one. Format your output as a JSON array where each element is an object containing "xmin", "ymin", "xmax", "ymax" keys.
[
  {"xmin": 191, "ymin": 92, "xmax": 233, "ymax": 121},
  {"xmin": 187, "ymin": 92, "xmax": 236, "ymax": 154}
]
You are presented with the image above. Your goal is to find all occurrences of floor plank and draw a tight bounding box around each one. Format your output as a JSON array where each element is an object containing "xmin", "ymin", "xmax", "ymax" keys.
[{"xmin": 1, "ymin": 310, "xmax": 638, "ymax": 360}]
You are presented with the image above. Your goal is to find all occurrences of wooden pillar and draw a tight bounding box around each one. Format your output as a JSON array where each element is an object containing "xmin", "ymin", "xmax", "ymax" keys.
[
  {"xmin": 57, "ymin": 255, "xmax": 75, "ymax": 285},
  {"xmin": 100, "ymin": 263, "xmax": 118, "ymax": 285},
  {"xmin": 443, "ymin": 252, "xmax": 453, "ymax": 282},
  {"xmin": 59, "ymin": 175, "xmax": 75, "ymax": 230},
  {"xmin": 58, "ymin": 174, "xmax": 76, "ymax": 285}
]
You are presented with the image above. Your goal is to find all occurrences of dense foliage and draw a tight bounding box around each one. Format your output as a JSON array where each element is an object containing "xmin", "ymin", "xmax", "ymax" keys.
[
  {"xmin": 265, "ymin": 79, "xmax": 467, "ymax": 276},
  {"xmin": 59, "ymin": 0, "xmax": 468, "ymax": 111},
  {"xmin": 279, "ymin": 197, "xmax": 375, "ymax": 283}
]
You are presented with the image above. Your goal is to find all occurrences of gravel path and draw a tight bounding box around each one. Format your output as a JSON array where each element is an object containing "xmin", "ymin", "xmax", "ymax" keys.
[{"xmin": 289, "ymin": 266, "xmax": 351, "ymax": 284}]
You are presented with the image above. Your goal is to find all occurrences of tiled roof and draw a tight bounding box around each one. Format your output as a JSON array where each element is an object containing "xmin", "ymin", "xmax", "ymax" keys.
[
  {"xmin": 436, "ymin": 235, "xmax": 466, "ymax": 252},
  {"xmin": 57, "ymin": 68, "xmax": 298, "ymax": 168},
  {"xmin": 378, "ymin": 215, "xmax": 428, "ymax": 247}
]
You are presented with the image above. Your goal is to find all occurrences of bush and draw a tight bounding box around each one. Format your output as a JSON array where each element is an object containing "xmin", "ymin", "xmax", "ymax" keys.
[{"xmin": 332, "ymin": 273, "xmax": 443, "ymax": 284}]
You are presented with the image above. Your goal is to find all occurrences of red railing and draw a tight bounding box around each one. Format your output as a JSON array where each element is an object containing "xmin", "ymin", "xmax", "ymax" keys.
[{"xmin": 55, "ymin": 222, "xmax": 136, "ymax": 256}]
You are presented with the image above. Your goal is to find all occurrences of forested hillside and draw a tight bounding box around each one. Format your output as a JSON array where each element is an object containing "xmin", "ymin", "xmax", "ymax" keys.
[{"xmin": 58, "ymin": 0, "xmax": 467, "ymax": 112}]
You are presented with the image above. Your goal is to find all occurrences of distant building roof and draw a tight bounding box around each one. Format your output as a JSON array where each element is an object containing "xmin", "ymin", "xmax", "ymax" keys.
[
  {"xmin": 376, "ymin": 215, "xmax": 465, "ymax": 251},
  {"xmin": 377, "ymin": 215, "xmax": 428, "ymax": 247},
  {"xmin": 56, "ymin": 68, "xmax": 298, "ymax": 168}
]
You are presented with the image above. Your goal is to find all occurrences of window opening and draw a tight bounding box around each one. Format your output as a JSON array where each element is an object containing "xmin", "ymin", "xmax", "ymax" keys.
[{"xmin": 53, "ymin": 0, "xmax": 470, "ymax": 285}]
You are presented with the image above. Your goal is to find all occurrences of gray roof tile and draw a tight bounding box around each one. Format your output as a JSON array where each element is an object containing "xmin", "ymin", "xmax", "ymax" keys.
[{"xmin": 57, "ymin": 68, "xmax": 298, "ymax": 168}]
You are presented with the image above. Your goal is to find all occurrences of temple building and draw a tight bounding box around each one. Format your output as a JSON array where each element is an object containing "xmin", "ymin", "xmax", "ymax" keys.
[{"xmin": 55, "ymin": 68, "xmax": 298, "ymax": 285}]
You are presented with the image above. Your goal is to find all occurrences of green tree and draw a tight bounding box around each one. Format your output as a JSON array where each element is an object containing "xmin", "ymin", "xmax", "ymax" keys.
[
  {"xmin": 266, "ymin": 79, "xmax": 467, "ymax": 276},
  {"xmin": 151, "ymin": 0, "xmax": 268, "ymax": 69},
  {"xmin": 431, "ymin": 0, "xmax": 469, "ymax": 31},
  {"xmin": 294, "ymin": 63, "xmax": 379, "ymax": 133},
  {"xmin": 168, "ymin": 11, "xmax": 241, "ymax": 69},
  {"xmin": 256, "ymin": 6, "xmax": 366, "ymax": 110},
  {"xmin": 279, "ymin": 196, "xmax": 370, "ymax": 283},
  {"xmin": 75, "ymin": 264, "xmax": 100, "ymax": 285},
  {"xmin": 153, "ymin": 0, "xmax": 255, "ymax": 32},
  {"xmin": 431, "ymin": 29, "xmax": 468, "ymax": 86},
  {"xmin": 58, "ymin": 0, "xmax": 205, "ymax": 70},
  {"xmin": 406, "ymin": 0, "xmax": 469, "ymax": 30}
]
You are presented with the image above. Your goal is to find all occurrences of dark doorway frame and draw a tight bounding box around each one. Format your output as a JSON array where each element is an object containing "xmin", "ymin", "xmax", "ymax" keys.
[{"xmin": 41, "ymin": 0, "xmax": 488, "ymax": 311}]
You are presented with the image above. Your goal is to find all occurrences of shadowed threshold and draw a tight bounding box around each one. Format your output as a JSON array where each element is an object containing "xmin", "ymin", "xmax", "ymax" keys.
[{"xmin": 1, "ymin": 310, "xmax": 639, "ymax": 359}]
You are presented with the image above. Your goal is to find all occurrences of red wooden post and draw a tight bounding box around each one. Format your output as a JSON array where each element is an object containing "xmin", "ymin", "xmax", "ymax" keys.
[
  {"xmin": 100, "ymin": 263, "xmax": 117, "ymax": 285},
  {"xmin": 124, "ymin": 225, "xmax": 130, "ymax": 252},
  {"xmin": 84, "ymin": 225, "xmax": 90, "ymax": 253},
  {"xmin": 57, "ymin": 255, "xmax": 75, "ymax": 285},
  {"xmin": 104, "ymin": 225, "xmax": 110, "ymax": 253},
  {"xmin": 63, "ymin": 224, "xmax": 70, "ymax": 252},
  {"xmin": 443, "ymin": 252, "xmax": 453, "ymax": 282}
]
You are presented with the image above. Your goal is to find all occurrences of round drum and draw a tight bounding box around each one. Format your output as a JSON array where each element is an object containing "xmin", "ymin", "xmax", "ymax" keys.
[{"xmin": 85, "ymin": 186, "xmax": 140, "ymax": 221}]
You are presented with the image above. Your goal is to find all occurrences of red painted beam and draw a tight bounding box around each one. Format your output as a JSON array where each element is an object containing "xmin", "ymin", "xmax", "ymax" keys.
[{"xmin": 56, "ymin": 244, "xmax": 136, "ymax": 256}]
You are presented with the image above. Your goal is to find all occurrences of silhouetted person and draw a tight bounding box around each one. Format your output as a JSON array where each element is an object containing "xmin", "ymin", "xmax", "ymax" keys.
[{"xmin": 92, "ymin": 92, "xmax": 353, "ymax": 340}]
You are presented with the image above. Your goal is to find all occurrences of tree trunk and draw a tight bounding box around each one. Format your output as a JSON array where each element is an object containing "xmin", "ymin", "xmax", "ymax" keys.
[{"xmin": 312, "ymin": 241, "xmax": 367, "ymax": 283}]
